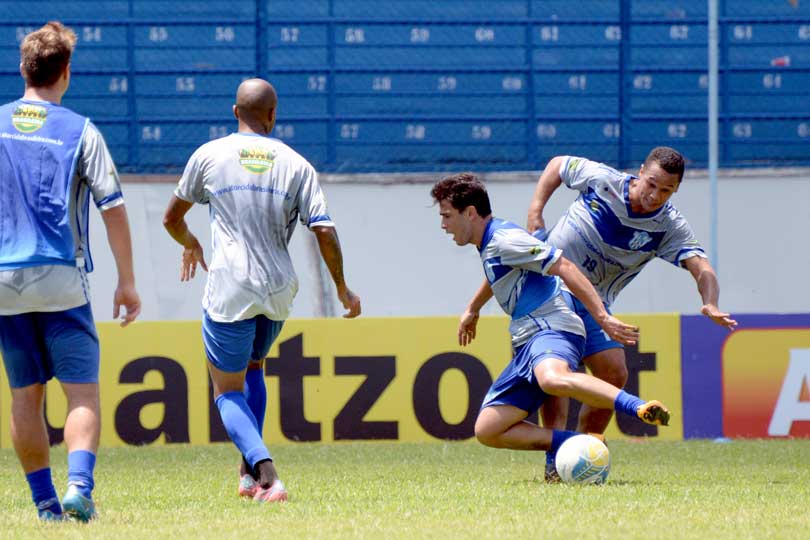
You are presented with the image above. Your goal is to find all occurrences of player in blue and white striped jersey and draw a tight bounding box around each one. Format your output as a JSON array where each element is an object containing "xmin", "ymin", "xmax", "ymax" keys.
[{"xmin": 431, "ymin": 174, "xmax": 670, "ymax": 457}]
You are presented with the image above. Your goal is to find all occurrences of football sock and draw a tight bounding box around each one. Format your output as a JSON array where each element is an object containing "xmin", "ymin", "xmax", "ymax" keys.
[
  {"xmin": 67, "ymin": 450, "xmax": 96, "ymax": 499},
  {"xmin": 549, "ymin": 429, "xmax": 578, "ymax": 454},
  {"xmin": 614, "ymin": 390, "xmax": 645, "ymax": 417},
  {"xmin": 215, "ymin": 391, "xmax": 271, "ymax": 468},
  {"xmin": 244, "ymin": 366, "xmax": 267, "ymax": 435},
  {"xmin": 545, "ymin": 451, "xmax": 556, "ymax": 465},
  {"xmin": 26, "ymin": 468, "xmax": 61, "ymax": 514}
]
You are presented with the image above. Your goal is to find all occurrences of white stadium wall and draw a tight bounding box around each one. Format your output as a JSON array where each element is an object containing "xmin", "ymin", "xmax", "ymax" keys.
[{"xmin": 85, "ymin": 168, "xmax": 810, "ymax": 323}]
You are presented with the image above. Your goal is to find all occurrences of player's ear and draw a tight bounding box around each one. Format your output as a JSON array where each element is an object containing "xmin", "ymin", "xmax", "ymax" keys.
[{"xmin": 232, "ymin": 104, "xmax": 239, "ymax": 121}]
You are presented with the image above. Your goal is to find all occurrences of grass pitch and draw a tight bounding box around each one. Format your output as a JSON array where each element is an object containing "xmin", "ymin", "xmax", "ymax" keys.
[{"xmin": 1, "ymin": 439, "xmax": 808, "ymax": 540}]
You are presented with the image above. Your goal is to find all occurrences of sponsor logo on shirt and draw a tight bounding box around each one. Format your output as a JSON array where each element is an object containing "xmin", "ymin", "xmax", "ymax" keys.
[
  {"xmin": 11, "ymin": 104, "xmax": 47, "ymax": 133},
  {"xmin": 238, "ymin": 146, "xmax": 276, "ymax": 173},
  {"xmin": 629, "ymin": 230, "xmax": 653, "ymax": 250}
]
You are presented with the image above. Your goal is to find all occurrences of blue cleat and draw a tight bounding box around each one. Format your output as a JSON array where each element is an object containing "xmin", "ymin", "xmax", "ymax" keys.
[
  {"xmin": 36, "ymin": 498, "xmax": 64, "ymax": 522},
  {"xmin": 61, "ymin": 485, "xmax": 97, "ymax": 522}
]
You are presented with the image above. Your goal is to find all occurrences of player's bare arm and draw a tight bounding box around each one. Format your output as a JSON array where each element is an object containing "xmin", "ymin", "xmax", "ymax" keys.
[
  {"xmin": 527, "ymin": 155, "xmax": 565, "ymax": 233},
  {"xmin": 683, "ymin": 256, "xmax": 737, "ymax": 330},
  {"xmin": 101, "ymin": 204, "xmax": 141, "ymax": 327},
  {"xmin": 312, "ymin": 226, "xmax": 361, "ymax": 318},
  {"xmin": 459, "ymin": 280, "xmax": 493, "ymax": 346},
  {"xmin": 163, "ymin": 195, "xmax": 208, "ymax": 281},
  {"xmin": 548, "ymin": 256, "xmax": 639, "ymax": 345}
]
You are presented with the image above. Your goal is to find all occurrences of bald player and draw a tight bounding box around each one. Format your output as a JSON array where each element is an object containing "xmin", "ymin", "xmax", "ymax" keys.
[{"xmin": 163, "ymin": 78, "xmax": 361, "ymax": 503}]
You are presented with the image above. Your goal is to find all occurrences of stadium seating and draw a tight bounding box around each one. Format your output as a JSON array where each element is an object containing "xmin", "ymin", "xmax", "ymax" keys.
[{"xmin": 0, "ymin": 0, "xmax": 807, "ymax": 171}]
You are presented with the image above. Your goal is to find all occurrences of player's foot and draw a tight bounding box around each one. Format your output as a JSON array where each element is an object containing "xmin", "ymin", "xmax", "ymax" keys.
[
  {"xmin": 37, "ymin": 498, "xmax": 64, "ymax": 522},
  {"xmin": 61, "ymin": 485, "xmax": 97, "ymax": 522},
  {"xmin": 544, "ymin": 462, "xmax": 561, "ymax": 484},
  {"xmin": 238, "ymin": 474, "xmax": 260, "ymax": 498},
  {"xmin": 253, "ymin": 479, "xmax": 288, "ymax": 503},
  {"xmin": 637, "ymin": 400, "xmax": 670, "ymax": 426}
]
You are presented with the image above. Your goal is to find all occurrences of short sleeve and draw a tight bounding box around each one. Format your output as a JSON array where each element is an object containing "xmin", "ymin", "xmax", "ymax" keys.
[
  {"xmin": 296, "ymin": 163, "xmax": 335, "ymax": 228},
  {"xmin": 657, "ymin": 210, "xmax": 707, "ymax": 267},
  {"xmin": 559, "ymin": 156, "xmax": 621, "ymax": 193},
  {"xmin": 174, "ymin": 146, "xmax": 209, "ymax": 204},
  {"xmin": 77, "ymin": 123, "xmax": 124, "ymax": 211},
  {"xmin": 494, "ymin": 229, "xmax": 562, "ymax": 276}
]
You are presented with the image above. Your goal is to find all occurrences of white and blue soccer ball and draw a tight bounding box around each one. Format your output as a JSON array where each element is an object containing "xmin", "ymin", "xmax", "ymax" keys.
[{"xmin": 555, "ymin": 434, "xmax": 611, "ymax": 484}]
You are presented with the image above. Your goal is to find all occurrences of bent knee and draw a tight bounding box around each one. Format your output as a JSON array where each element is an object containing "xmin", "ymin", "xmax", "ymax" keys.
[
  {"xmin": 474, "ymin": 414, "xmax": 504, "ymax": 448},
  {"xmin": 591, "ymin": 362, "xmax": 628, "ymax": 387}
]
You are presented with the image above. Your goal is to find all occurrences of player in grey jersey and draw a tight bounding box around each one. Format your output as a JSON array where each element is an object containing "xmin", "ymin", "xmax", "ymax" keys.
[
  {"xmin": 163, "ymin": 78, "xmax": 361, "ymax": 503},
  {"xmin": 459, "ymin": 147, "xmax": 736, "ymax": 480}
]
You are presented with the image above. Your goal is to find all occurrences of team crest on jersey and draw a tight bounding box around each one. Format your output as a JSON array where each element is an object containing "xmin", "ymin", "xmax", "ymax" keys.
[
  {"xmin": 628, "ymin": 230, "xmax": 653, "ymax": 250},
  {"xmin": 11, "ymin": 104, "xmax": 47, "ymax": 133},
  {"xmin": 239, "ymin": 146, "xmax": 276, "ymax": 173}
]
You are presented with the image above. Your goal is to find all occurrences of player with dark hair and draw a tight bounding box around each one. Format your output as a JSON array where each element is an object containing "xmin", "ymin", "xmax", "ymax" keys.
[
  {"xmin": 164, "ymin": 78, "xmax": 361, "ymax": 503},
  {"xmin": 431, "ymin": 174, "xmax": 670, "ymax": 457},
  {"xmin": 460, "ymin": 147, "xmax": 736, "ymax": 481},
  {"xmin": 0, "ymin": 22, "xmax": 141, "ymax": 521}
]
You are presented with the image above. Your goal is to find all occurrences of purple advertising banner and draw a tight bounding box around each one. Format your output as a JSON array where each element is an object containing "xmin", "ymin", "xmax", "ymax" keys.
[{"xmin": 681, "ymin": 314, "xmax": 810, "ymax": 439}]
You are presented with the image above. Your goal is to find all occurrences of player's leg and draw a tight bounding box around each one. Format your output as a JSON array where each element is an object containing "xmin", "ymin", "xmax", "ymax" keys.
[
  {"xmin": 239, "ymin": 317, "xmax": 284, "ymax": 498},
  {"xmin": 475, "ymin": 405, "xmax": 578, "ymax": 452},
  {"xmin": 539, "ymin": 395, "xmax": 568, "ymax": 482},
  {"xmin": 203, "ymin": 312, "xmax": 287, "ymax": 503},
  {"xmin": 577, "ymin": 348, "xmax": 628, "ymax": 433},
  {"xmin": 0, "ymin": 312, "xmax": 63, "ymax": 520},
  {"xmin": 534, "ymin": 357, "xmax": 669, "ymax": 426},
  {"xmin": 47, "ymin": 304, "xmax": 101, "ymax": 522}
]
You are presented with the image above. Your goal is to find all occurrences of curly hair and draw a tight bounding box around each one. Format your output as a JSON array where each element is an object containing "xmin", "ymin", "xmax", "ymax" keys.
[{"xmin": 430, "ymin": 173, "xmax": 492, "ymax": 217}]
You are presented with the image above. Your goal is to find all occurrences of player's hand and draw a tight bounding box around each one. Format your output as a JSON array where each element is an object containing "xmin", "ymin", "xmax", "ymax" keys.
[
  {"xmin": 180, "ymin": 240, "xmax": 208, "ymax": 281},
  {"xmin": 531, "ymin": 227, "xmax": 549, "ymax": 242},
  {"xmin": 526, "ymin": 216, "xmax": 546, "ymax": 235},
  {"xmin": 701, "ymin": 304, "xmax": 737, "ymax": 330},
  {"xmin": 338, "ymin": 286, "xmax": 361, "ymax": 318},
  {"xmin": 113, "ymin": 283, "xmax": 141, "ymax": 327},
  {"xmin": 598, "ymin": 315, "xmax": 639, "ymax": 346},
  {"xmin": 458, "ymin": 308, "xmax": 480, "ymax": 346}
]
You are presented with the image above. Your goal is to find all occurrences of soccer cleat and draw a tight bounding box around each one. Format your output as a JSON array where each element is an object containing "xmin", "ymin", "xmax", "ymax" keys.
[
  {"xmin": 238, "ymin": 474, "xmax": 260, "ymax": 498},
  {"xmin": 253, "ymin": 479, "xmax": 288, "ymax": 503},
  {"xmin": 637, "ymin": 400, "xmax": 670, "ymax": 426},
  {"xmin": 544, "ymin": 462, "xmax": 561, "ymax": 484},
  {"xmin": 61, "ymin": 484, "xmax": 97, "ymax": 522},
  {"xmin": 37, "ymin": 498, "xmax": 64, "ymax": 522}
]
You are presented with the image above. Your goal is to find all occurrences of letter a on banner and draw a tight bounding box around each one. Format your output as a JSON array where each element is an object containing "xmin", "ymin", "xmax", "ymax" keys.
[{"xmin": 768, "ymin": 349, "xmax": 810, "ymax": 436}]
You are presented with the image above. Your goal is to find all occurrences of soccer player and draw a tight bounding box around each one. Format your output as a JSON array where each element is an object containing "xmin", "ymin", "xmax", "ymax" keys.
[
  {"xmin": 0, "ymin": 22, "xmax": 141, "ymax": 521},
  {"xmin": 163, "ymin": 78, "xmax": 361, "ymax": 503},
  {"xmin": 460, "ymin": 147, "xmax": 737, "ymax": 480},
  {"xmin": 431, "ymin": 174, "xmax": 670, "ymax": 457}
]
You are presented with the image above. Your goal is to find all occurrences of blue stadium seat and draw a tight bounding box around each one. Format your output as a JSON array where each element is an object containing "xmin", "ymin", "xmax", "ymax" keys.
[
  {"xmin": 333, "ymin": 24, "xmax": 525, "ymax": 46},
  {"xmin": 267, "ymin": 0, "xmax": 330, "ymax": 19},
  {"xmin": 631, "ymin": 143, "xmax": 706, "ymax": 165},
  {"xmin": 132, "ymin": 1, "xmax": 255, "ymax": 20},
  {"xmin": 135, "ymin": 74, "xmax": 247, "ymax": 96},
  {"xmin": 2, "ymin": 1, "xmax": 128, "ymax": 20},
  {"xmin": 335, "ymin": 144, "xmax": 528, "ymax": 168},
  {"xmin": 336, "ymin": 47, "xmax": 525, "ymax": 68},
  {"xmin": 333, "ymin": 1, "xmax": 528, "ymax": 20},
  {"xmin": 533, "ymin": 48, "xmax": 619, "ymax": 69},
  {"xmin": 631, "ymin": 0, "xmax": 707, "ymax": 20},
  {"xmin": 533, "ymin": 120, "xmax": 622, "ymax": 143},
  {"xmin": 270, "ymin": 73, "xmax": 330, "ymax": 95},
  {"xmin": 726, "ymin": 72, "xmax": 810, "ymax": 114},
  {"xmin": 536, "ymin": 145, "xmax": 620, "ymax": 166},
  {"xmin": 630, "ymin": 23, "xmax": 707, "ymax": 45},
  {"xmin": 727, "ymin": 45, "xmax": 810, "ymax": 69},
  {"xmin": 631, "ymin": 47, "xmax": 706, "ymax": 69},
  {"xmin": 135, "ymin": 24, "xmax": 255, "ymax": 48},
  {"xmin": 93, "ymin": 121, "xmax": 129, "ymax": 165},
  {"xmin": 335, "ymin": 95, "xmax": 527, "ymax": 116},
  {"xmin": 135, "ymin": 49, "xmax": 255, "ymax": 72},
  {"xmin": 535, "ymin": 96, "xmax": 619, "ymax": 116},
  {"xmin": 725, "ymin": 0, "xmax": 810, "ymax": 18},
  {"xmin": 629, "ymin": 71, "xmax": 707, "ymax": 114},
  {"xmin": 530, "ymin": 1, "xmax": 619, "ymax": 20},
  {"xmin": 333, "ymin": 120, "xmax": 526, "ymax": 144},
  {"xmin": 267, "ymin": 24, "xmax": 329, "ymax": 68},
  {"xmin": 726, "ymin": 23, "xmax": 810, "ymax": 46}
]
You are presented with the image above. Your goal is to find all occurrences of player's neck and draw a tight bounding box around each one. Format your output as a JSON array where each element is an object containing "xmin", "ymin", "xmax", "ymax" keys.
[
  {"xmin": 473, "ymin": 216, "xmax": 493, "ymax": 249},
  {"xmin": 22, "ymin": 86, "xmax": 63, "ymax": 105}
]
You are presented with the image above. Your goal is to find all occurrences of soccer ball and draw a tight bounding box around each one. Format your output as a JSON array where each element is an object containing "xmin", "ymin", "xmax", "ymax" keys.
[{"xmin": 554, "ymin": 434, "xmax": 611, "ymax": 484}]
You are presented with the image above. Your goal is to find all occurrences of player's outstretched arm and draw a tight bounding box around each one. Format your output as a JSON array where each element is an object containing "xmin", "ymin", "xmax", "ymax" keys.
[
  {"xmin": 163, "ymin": 195, "xmax": 207, "ymax": 281},
  {"xmin": 101, "ymin": 204, "xmax": 141, "ymax": 327},
  {"xmin": 549, "ymin": 256, "xmax": 639, "ymax": 345},
  {"xmin": 458, "ymin": 280, "xmax": 493, "ymax": 346},
  {"xmin": 312, "ymin": 226, "xmax": 361, "ymax": 318},
  {"xmin": 527, "ymin": 156, "xmax": 565, "ymax": 234},
  {"xmin": 683, "ymin": 256, "xmax": 737, "ymax": 330}
]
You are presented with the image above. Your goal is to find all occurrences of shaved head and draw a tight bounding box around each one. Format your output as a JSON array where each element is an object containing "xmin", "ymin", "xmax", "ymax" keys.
[{"xmin": 235, "ymin": 78, "xmax": 277, "ymax": 123}]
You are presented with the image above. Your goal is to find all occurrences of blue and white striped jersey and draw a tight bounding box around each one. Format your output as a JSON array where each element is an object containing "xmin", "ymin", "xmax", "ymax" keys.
[
  {"xmin": 480, "ymin": 218, "xmax": 585, "ymax": 347},
  {"xmin": 548, "ymin": 156, "xmax": 706, "ymax": 307}
]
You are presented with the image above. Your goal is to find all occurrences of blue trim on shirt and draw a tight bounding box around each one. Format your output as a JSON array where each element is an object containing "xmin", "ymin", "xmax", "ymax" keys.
[
  {"xmin": 583, "ymin": 188, "xmax": 666, "ymax": 252},
  {"xmin": 96, "ymin": 192, "xmax": 123, "ymax": 208},
  {"xmin": 308, "ymin": 215, "xmax": 332, "ymax": 225}
]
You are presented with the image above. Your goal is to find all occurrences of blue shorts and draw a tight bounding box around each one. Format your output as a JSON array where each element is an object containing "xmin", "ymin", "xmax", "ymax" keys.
[
  {"xmin": 202, "ymin": 311, "xmax": 285, "ymax": 373},
  {"xmin": 561, "ymin": 290, "xmax": 623, "ymax": 358},
  {"xmin": 0, "ymin": 303, "xmax": 99, "ymax": 388},
  {"xmin": 481, "ymin": 329, "xmax": 585, "ymax": 414}
]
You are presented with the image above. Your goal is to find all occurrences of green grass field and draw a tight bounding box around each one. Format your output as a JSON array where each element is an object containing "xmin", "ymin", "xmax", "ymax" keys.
[{"xmin": 1, "ymin": 440, "xmax": 808, "ymax": 540}]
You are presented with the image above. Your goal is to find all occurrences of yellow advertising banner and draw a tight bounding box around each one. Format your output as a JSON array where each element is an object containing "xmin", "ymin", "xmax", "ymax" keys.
[{"xmin": 0, "ymin": 314, "xmax": 682, "ymax": 448}]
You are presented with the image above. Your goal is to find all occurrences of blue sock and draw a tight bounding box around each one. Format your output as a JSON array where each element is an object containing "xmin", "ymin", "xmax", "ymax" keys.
[
  {"xmin": 215, "ymin": 391, "xmax": 271, "ymax": 468},
  {"xmin": 26, "ymin": 468, "xmax": 61, "ymax": 514},
  {"xmin": 614, "ymin": 390, "xmax": 645, "ymax": 417},
  {"xmin": 549, "ymin": 429, "xmax": 578, "ymax": 455},
  {"xmin": 67, "ymin": 450, "xmax": 96, "ymax": 499},
  {"xmin": 244, "ymin": 367, "xmax": 267, "ymax": 436}
]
